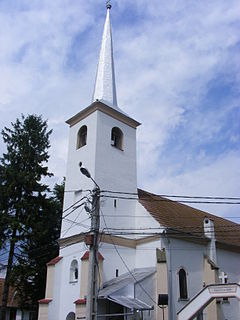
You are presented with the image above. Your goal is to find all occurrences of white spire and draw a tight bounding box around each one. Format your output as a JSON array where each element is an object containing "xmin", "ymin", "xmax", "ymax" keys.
[{"xmin": 92, "ymin": 4, "xmax": 117, "ymax": 108}]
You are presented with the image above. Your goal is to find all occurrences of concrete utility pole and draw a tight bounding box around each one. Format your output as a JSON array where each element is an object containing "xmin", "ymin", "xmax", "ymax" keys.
[{"xmin": 85, "ymin": 187, "xmax": 100, "ymax": 320}]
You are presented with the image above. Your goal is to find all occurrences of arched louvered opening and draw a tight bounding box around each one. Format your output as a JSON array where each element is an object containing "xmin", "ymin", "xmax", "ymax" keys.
[
  {"xmin": 69, "ymin": 259, "xmax": 78, "ymax": 282},
  {"xmin": 111, "ymin": 127, "xmax": 123, "ymax": 150},
  {"xmin": 77, "ymin": 125, "xmax": 87, "ymax": 149}
]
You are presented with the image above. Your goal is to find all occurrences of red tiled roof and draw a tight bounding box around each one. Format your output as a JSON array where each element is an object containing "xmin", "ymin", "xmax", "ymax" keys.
[
  {"xmin": 81, "ymin": 251, "xmax": 104, "ymax": 260},
  {"xmin": 0, "ymin": 278, "xmax": 19, "ymax": 307},
  {"xmin": 138, "ymin": 189, "xmax": 240, "ymax": 249},
  {"xmin": 47, "ymin": 256, "xmax": 63, "ymax": 266},
  {"xmin": 38, "ymin": 298, "xmax": 52, "ymax": 304},
  {"xmin": 74, "ymin": 298, "xmax": 86, "ymax": 305}
]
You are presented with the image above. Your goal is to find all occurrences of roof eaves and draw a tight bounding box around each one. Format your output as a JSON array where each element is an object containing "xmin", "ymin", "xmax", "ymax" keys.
[{"xmin": 66, "ymin": 101, "xmax": 141, "ymax": 128}]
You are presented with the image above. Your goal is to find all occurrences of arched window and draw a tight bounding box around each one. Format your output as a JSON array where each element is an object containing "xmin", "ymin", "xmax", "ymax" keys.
[
  {"xmin": 77, "ymin": 125, "xmax": 87, "ymax": 149},
  {"xmin": 111, "ymin": 127, "xmax": 123, "ymax": 150},
  {"xmin": 178, "ymin": 268, "xmax": 188, "ymax": 299},
  {"xmin": 70, "ymin": 260, "xmax": 78, "ymax": 282},
  {"xmin": 66, "ymin": 312, "xmax": 75, "ymax": 320}
]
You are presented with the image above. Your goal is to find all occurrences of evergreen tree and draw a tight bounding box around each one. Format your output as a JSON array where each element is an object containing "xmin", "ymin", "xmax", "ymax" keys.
[
  {"xmin": 0, "ymin": 114, "xmax": 54, "ymax": 320},
  {"xmin": 11, "ymin": 182, "xmax": 63, "ymax": 316}
]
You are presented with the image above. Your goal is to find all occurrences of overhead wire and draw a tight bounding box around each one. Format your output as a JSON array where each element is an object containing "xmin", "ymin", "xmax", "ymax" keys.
[
  {"xmin": 101, "ymin": 190, "xmax": 240, "ymax": 200},
  {"xmin": 100, "ymin": 208, "xmax": 161, "ymax": 311},
  {"xmin": 99, "ymin": 213, "xmax": 240, "ymax": 220},
  {"xmin": 101, "ymin": 195, "xmax": 240, "ymax": 205}
]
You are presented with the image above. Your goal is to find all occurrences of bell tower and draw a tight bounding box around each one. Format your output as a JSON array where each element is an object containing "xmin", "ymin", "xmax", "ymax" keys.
[{"xmin": 61, "ymin": 4, "xmax": 140, "ymax": 239}]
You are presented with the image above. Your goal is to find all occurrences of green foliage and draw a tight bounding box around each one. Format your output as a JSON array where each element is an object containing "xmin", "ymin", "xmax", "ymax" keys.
[
  {"xmin": 0, "ymin": 114, "xmax": 53, "ymax": 239},
  {"xmin": 11, "ymin": 185, "xmax": 63, "ymax": 310},
  {"xmin": 0, "ymin": 114, "xmax": 63, "ymax": 316}
]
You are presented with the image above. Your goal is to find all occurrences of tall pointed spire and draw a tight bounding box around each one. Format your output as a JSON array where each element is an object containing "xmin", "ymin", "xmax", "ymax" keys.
[{"xmin": 92, "ymin": 3, "xmax": 118, "ymax": 108}]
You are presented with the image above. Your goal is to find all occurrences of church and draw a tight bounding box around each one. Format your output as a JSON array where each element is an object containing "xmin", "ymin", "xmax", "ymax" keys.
[{"xmin": 38, "ymin": 4, "xmax": 240, "ymax": 320}]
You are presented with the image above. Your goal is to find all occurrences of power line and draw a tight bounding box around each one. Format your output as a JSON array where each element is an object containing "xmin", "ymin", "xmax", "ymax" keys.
[
  {"xmin": 62, "ymin": 191, "xmax": 91, "ymax": 217},
  {"xmin": 100, "ymin": 213, "xmax": 240, "ymax": 220},
  {"xmin": 101, "ymin": 195, "xmax": 240, "ymax": 204},
  {"xmin": 101, "ymin": 190, "xmax": 240, "ymax": 200},
  {"xmin": 101, "ymin": 224, "xmax": 240, "ymax": 231},
  {"xmin": 62, "ymin": 217, "xmax": 90, "ymax": 231},
  {"xmin": 62, "ymin": 206, "xmax": 85, "ymax": 237}
]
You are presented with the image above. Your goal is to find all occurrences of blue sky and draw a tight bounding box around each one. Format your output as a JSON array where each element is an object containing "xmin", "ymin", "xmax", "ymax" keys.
[{"xmin": 0, "ymin": 0, "xmax": 240, "ymax": 221}]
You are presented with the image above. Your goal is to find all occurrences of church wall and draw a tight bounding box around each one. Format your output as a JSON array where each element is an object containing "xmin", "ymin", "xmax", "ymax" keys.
[
  {"xmin": 99, "ymin": 195, "xmax": 137, "ymax": 236},
  {"xmin": 216, "ymin": 248, "xmax": 240, "ymax": 320},
  {"xmin": 94, "ymin": 109, "xmax": 138, "ymax": 231},
  {"xmin": 135, "ymin": 239, "xmax": 162, "ymax": 268},
  {"xmin": 99, "ymin": 242, "xmax": 136, "ymax": 282},
  {"xmin": 94, "ymin": 110, "xmax": 137, "ymax": 192},
  {"xmin": 48, "ymin": 242, "xmax": 87, "ymax": 320},
  {"xmin": 164, "ymin": 237, "xmax": 205, "ymax": 319}
]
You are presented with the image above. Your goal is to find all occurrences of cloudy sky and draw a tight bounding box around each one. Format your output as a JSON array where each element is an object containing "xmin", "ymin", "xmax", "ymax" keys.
[{"xmin": 0, "ymin": 0, "xmax": 240, "ymax": 221}]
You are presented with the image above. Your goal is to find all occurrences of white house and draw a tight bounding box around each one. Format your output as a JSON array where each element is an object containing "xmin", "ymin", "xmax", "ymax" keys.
[{"xmin": 38, "ymin": 4, "xmax": 240, "ymax": 320}]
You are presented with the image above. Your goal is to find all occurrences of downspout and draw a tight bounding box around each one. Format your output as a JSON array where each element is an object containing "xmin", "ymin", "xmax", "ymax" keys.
[
  {"xmin": 163, "ymin": 231, "xmax": 173, "ymax": 320},
  {"xmin": 203, "ymin": 218, "xmax": 217, "ymax": 265}
]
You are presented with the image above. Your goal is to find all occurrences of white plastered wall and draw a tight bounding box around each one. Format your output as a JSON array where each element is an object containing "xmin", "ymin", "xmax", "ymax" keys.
[{"xmin": 216, "ymin": 248, "xmax": 240, "ymax": 320}]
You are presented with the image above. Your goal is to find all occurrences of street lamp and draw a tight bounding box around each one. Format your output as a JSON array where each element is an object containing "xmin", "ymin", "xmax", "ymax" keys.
[{"xmin": 79, "ymin": 162, "xmax": 100, "ymax": 189}]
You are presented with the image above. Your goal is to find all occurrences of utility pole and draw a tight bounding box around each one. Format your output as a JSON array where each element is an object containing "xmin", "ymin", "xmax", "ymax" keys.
[
  {"xmin": 86, "ymin": 187, "xmax": 100, "ymax": 320},
  {"xmin": 79, "ymin": 165, "xmax": 100, "ymax": 320}
]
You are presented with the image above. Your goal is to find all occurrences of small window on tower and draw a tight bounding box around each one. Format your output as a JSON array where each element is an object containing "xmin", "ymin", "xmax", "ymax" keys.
[
  {"xmin": 77, "ymin": 125, "xmax": 87, "ymax": 149},
  {"xmin": 111, "ymin": 127, "xmax": 123, "ymax": 150},
  {"xmin": 70, "ymin": 259, "xmax": 78, "ymax": 283}
]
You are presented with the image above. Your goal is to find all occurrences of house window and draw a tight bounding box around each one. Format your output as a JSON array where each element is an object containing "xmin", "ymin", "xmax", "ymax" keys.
[
  {"xmin": 70, "ymin": 259, "xmax": 78, "ymax": 282},
  {"xmin": 178, "ymin": 268, "xmax": 188, "ymax": 299},
  {"xmin": 111, "ymin": 127, "xmax": 123, "ymax": 150},
  {"xmin": 77, "ymin": 125, "xmax": 87, "ymax": 149}
]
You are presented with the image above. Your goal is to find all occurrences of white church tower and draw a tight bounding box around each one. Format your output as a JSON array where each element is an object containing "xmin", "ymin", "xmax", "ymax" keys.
[{"xmin": 60, "ymin": 3, "xmax": 140, "ymax": 239}]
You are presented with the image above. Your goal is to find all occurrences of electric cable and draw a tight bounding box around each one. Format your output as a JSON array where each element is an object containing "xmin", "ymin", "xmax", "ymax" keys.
[
  {"xmin": 100, "ymin": 208, "xmax": 161, "ymax": 311},
  {"xmin": 101, "ymin": 195, "xmax": 240, "ymax": 205},
  {"xmin": 101, "ymin": 190, "xmax": 240, "ymax": 200}
]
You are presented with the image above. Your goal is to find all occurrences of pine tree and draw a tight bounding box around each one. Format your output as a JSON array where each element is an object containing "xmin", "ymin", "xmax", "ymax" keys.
[
  {"xmin": 0, "ymin": 114, "xmax": 53, "ymax": 320},
  {"xmin": 11, "ymin": 181, "xmax": 64, "ymax": 316}
]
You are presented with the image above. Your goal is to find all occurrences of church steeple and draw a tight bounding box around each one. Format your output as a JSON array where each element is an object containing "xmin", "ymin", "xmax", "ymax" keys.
[{"xmin": 92, "ymin": 3, "xmax": 117, "ymax": 108}]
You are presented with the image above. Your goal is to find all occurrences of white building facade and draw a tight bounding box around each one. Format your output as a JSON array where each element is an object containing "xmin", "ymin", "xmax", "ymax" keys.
[{"xmin": 38, "ymin": 5, "xmax": 240, "ymax": 320}]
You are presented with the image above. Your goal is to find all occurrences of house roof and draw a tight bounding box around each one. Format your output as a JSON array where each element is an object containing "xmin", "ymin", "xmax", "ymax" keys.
[
  {"xmin": 0, "ymin": 278, "xmax": 19, "ymax": 307},
  {"xmin": 46, "ymin": 256, "xmax": 63, "ymax": 266},
  {"xmin": 81, "ymin": 251, "xmax": 104, "ymax": 261},
  {"xmin": 108, "ymin": 296, "xmax": 153, "ymax": 311},
  {"xmin": 99, "ymin": 267, "xmax": 156, "ymax": 298},
  {"xmin": 138, "ymin": 189, "xmax": 240, "ymax": 249}
]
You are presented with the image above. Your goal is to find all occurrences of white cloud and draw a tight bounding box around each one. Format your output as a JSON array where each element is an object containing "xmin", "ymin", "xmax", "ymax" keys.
[{"xmin": 0, "ymin": 0, "xmax": 239, "ymax": 220}]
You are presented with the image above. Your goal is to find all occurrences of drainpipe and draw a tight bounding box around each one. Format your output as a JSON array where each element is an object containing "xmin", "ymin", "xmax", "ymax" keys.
[
  {"xmin": 203, "ymin": 217, "xmax": 217, "ymax": 265},
  {"xmin": 162, "ymin": 231, "xmax": 173, "ymax": 320}
]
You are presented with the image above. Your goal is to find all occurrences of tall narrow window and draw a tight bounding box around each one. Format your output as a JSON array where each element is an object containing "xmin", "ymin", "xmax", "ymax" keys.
[
  {"xmin": 111, "ymin": 127, "xmax": 123, "ymax": 150},
  {"xmin": 179, "ymin": 268, "xmax": 188, "ymax": 299},
  {"xmin": 77, "ymin": 125, "xmax": 87, "ymax": 149},
  {"xmin": 70, "ymin": 259, "xmax": 78, "ymax": 282}
]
